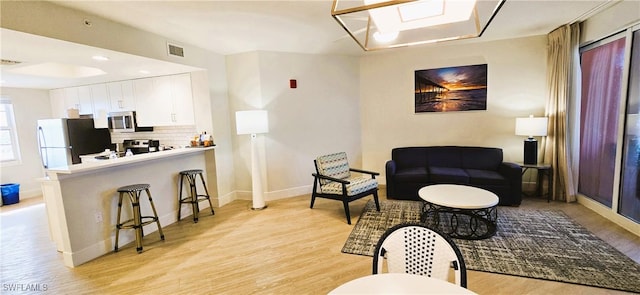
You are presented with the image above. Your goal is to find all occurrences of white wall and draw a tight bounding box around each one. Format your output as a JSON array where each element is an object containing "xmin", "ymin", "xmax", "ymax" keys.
[
  {"xmin": 581, "ymin": 0, "xmax": 640, "ymax": 45},
  {"xmin": 0, "ymin": 87, "xmax": 52, "ymax": 199},
  {"xmin": 226, "ymin": 51, "xmax": 361, "ymax": 200},
  {"xmin": 360, "ymin": 35, "xmax": 548, "ymax": 182}
]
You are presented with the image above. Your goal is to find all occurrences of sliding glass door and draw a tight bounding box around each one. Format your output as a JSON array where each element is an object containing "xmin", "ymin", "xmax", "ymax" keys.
[
  {"xmin": 619, "ymin": 29, "xmax": 640, "ymax": 223},
  {"xmin": 578, "ymin": 35, "xmax": 626, "ymax": 207}
]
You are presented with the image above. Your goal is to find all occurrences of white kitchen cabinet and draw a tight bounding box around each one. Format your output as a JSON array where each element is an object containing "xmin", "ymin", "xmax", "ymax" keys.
[
  {"xmin": 90, "ymin": 84, "xmax": 110, "ymax": 128},
  {"xmin": 49, "ymin": 89, "xmax": 66, "ymax": 118},
  {"xmin": 170, "ymin": 74, "xmax": 195, "ymax": 125},
  {"xmin": 107, "ymin": 81, "xmax": 135, "ymax": 111},
  {"xmin": 66, "ymin": 86, "xmax": 93, "ymax": 115},
  {"xmin": 134, "ymin": 73, "xmax": 195, "ymax": 127},
  {"xmin": 132, "ymin": 78, "xmax": 163, "ymax": 126},
  {"xmin": 49, "ymin": 87, "xmax": 93, "ymax": 118}
]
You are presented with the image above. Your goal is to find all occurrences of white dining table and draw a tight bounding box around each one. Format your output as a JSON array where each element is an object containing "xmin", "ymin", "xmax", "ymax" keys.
[{"xmin": 328, "ymin": 273, "xmax": 477, "ymax": 294}]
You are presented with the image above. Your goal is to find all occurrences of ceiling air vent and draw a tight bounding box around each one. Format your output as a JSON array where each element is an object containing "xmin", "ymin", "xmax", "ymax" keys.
[
  {"xmin": 1, "ymin": 59, "xmax": 22, "ymax": 65},
  {"xmin": 167, "ymin": 43, "xmax": 185, "ymax": 58}
]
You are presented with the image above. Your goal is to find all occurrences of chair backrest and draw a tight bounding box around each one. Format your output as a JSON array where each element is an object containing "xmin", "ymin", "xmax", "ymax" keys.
[
  {"xmin": 372, "ymin": 223, "xmax": 467, "ymax": 287},
  {"xmin": 315, "ymin": 152, "xmax": 351, "ymax": 185}
]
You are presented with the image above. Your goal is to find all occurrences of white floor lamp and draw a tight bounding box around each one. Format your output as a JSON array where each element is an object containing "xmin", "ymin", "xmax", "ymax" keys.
[{"xmin": 236, "ymin": 110, "xmax": 269, "ymax": 210}]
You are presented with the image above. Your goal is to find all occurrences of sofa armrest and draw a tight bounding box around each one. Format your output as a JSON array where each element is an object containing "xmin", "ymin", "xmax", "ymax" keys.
[
  {"xmin": 499, "ymin": 162, "xmax": 522, "ymax": 205},
  {"xmin": 385, "ymin": 160, "xmax": 397, "ymax": 176},
  {"xmin": 385, "ymin": 160, "xmax": 397, "ymax": 197}
]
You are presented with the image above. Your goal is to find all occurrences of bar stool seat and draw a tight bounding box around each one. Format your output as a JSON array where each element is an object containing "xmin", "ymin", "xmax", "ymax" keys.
[
  {"xmin": 178, "ymin": 169, "xmax": 214, "ymax": 223},
  {"xmin": 115, "ymin": 183, "xmax": 164, "ymax": 253}
]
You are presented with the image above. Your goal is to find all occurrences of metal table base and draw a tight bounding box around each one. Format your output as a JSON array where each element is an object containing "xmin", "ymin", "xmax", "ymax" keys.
[{"xmin": 421, "ymin": 202, "xmax": 497, "ymax": 240}]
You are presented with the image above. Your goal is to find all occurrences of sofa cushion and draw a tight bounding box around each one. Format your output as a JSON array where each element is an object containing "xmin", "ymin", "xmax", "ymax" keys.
[
  {"xmin": 394, "ymin": 167, "xmax": 429, "ymax": 182},
  {"xmin": 426, "ymin": 147, "xmax": 462, "ymax": 168},
  {"xmin": 392, "ymin": 147, "xmax": 429, "ymax": 169},
  {"xmin": 461, "ymin": 147, "xmax": 503, "ymax": 170},
  {"xmin": 466, "ymin": 169, "xmax": 508, "ymax": 185},
  {"xmin": 428, "ymin": 167, "xmax": 469, "ymax": 183}
]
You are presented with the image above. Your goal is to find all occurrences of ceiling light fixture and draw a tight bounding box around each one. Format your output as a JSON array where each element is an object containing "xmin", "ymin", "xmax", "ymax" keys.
[
  {"xmin": 331, "ymin": 0, "xmax": 506, "ymax": 51},
  {"xmin": 92, "ymin": 55, "xmax": 110, "ymax": 61},
  {"xmin": 373, "ymin": 31, "xmax": 399, "ymax": 43},
  {"xmin": 8, "ymin": 62, "xmax": 106, "ymax": 78}
]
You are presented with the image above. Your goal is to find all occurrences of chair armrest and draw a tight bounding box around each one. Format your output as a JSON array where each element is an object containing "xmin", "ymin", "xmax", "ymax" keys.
[
  {"xmin": 349, "ymin": 168, "xmax": 380, "ymax": 176},
  {"xmin": 312, "ymin": 173, "xmax": 350, "ymax": 184}
]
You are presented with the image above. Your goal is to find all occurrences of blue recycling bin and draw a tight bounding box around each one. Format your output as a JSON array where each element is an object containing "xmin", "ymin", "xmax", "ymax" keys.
[{"xmin": 1, "ymin": 183, "xmax": 20, "ymax": 205}]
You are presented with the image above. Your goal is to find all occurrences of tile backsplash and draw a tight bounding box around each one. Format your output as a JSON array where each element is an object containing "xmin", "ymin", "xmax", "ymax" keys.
[{"xmin": 110, "ymin": 125, "xmax": 199, "ymax": 149}]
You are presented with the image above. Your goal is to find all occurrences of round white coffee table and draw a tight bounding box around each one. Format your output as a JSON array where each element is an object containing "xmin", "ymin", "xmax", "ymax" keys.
[{"xmin": 419, "ymin": 184, "xmax": 498, "ymax": 240}]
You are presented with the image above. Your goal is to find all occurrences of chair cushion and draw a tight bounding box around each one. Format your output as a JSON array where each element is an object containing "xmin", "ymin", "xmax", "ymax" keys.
[
  {"xmin": 466, "ymin": 169, "xmax": 508, "ymax": 185},
  {"xmin": 315, "ymin": 152, "xmax": 351, "ymax": 185},
  {"xmin": 394, "ymin": 167, "xmax": 429, "ymax": 182},
  {"xmin": 319, "ymin": 176, "xmax": 378, "ymax": 196},
  {"xmin": 428, "ymin": 167, "xmax": 469, "ymax": 183}
]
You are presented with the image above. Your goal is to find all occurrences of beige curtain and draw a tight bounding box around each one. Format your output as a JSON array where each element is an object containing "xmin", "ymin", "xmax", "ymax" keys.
[{"xmin": 542, "ymin": 23, "xmax": 581, "ymax": 202}]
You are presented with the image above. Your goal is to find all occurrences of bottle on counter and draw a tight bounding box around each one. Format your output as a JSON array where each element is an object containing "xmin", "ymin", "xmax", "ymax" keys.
[
  {"xmin": 125, "ymin": 149, "xmax": 134, "ymax": 157},
  {"xmin": 109, "ymin": 151, "xmax": 117, "ymax": 159},
  {"xmin": 191, "ymin": 135, "xmax": 199, "ymax": 147},
  {"xmin": 200, "ymin": 131, "xmax": 208, "ymax": 146}
]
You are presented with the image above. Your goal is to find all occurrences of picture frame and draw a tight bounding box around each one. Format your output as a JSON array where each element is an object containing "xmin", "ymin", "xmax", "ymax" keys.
[{"xmin": 415, "ymin": 64, "xmax": 488, "ymax": 113}]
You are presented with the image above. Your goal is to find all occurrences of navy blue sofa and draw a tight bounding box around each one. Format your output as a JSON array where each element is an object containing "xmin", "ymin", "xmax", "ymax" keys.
[{"xmin": 385, "ymin": 146, "xmax": 522, "ymax": 206}]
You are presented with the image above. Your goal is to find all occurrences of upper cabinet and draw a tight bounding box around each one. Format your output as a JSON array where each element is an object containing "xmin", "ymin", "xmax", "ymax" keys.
[
  {"xmin": 49, "ymin": 73, "xmax": 196, "ymax": 128},
  {"xmin": 107, "ymin": 81, "xmax": 135, "ymax": 111},
  {"xmin": 50, "ymin": 86, "xmax": 93, "ymax": 117},
  {"xmin": 90, "ymin": 84, "xmax": 110, "ymax": 129},
  {"xmin": 134, "ymin": 73, "xmax": 195, "ymax": 127}
]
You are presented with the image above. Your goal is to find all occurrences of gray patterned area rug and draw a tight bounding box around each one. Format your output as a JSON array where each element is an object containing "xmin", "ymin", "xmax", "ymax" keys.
[{"xmin": 341, "ymin": 200, "xmax": 640, "ymax": 293}]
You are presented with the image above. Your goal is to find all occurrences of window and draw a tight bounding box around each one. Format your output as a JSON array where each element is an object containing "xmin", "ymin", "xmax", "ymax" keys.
[
  {"xmin": 578, "ymin": 35, "xmax": 626, "ymax": 207},
  {"xmin": 0, "ymin": 100, "xmax": 21, "ymax": 164},
  {"xmin": 619, "ymin": 28, "xmax": 640, "ymax": 222}
]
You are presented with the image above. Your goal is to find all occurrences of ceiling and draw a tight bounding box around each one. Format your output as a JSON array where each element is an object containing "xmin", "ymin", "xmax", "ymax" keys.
[{"xmin": 1, "ymin": 0, "xmax": 616, "ymax": 90}]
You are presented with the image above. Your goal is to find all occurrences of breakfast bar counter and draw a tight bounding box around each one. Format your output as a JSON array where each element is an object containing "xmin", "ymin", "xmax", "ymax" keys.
[{"xmin": 40, "ymin": 147, "xmax": 217, "ymax": 267}]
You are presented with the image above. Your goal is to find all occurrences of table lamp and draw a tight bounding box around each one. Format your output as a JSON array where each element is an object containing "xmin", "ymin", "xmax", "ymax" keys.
[
  {"xmin": 515, "ymin": 115, "xmax": 548, "ymax": 165},
  {"xmin": 236, "ymin": 110, "xmax": 269, "ymax": 210}
]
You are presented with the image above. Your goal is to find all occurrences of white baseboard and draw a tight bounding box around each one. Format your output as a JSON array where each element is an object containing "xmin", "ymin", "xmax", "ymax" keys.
[
  {"xmin": 212, "ymin": 191, "xmax": 235, "ymax": 207},
  {"xmin": 234, "ymin": 185, "xmax": 312, "ymax": 202},
  {"xmin": 65, "ymin": 211, "xmax": 176, "ymax": 267},
  {"xmin": 265, "ymin": 185, "xmax": 312, "ymax": 201},
  {"xmin": 577, "ymin": 195, "xmax": 640, "ymax": 237},
  {"xmin": 18, "ymin": 188, "xmax": 42, "ymax": 199}
]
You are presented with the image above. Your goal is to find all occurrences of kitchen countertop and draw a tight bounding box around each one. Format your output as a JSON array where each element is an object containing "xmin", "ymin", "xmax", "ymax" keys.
[{"xmin": 47, "ymin": 146, "xmax": 216, "ymax": 175}]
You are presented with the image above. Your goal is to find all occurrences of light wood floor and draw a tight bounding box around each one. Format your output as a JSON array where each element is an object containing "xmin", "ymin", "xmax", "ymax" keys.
[{"xmin": 1, "ymin": 191, "xmax": 639, "ymax": 295}]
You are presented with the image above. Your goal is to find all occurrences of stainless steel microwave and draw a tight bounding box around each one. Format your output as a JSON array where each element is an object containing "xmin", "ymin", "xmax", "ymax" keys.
[{"xmin": 107, "ymin": 111, "xmax": 153, "ymax": 133}]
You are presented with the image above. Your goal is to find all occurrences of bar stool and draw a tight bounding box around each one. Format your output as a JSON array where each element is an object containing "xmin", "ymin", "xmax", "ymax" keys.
[
  {"xmin": 178, "ymin": 169, "xmax": 215, "ymax": 223},
  {"xmin": 114, "ymin": 184, "xmax": 165, "ymax": 253}
]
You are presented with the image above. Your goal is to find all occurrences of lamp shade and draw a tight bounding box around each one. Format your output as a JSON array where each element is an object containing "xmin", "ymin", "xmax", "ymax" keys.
[
  {"xmin": 515, "ymin": 116, "xmax": 548, "ymax": 137},
  {"xmin": 236, "ymin": 110, "xmax": 269, "ymax": 135}
]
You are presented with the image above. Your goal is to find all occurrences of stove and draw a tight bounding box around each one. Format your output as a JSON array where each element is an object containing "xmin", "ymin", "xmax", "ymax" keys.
[{"xmin": 122, "ymin": 139, "xmax": 160, "ymax": 154}]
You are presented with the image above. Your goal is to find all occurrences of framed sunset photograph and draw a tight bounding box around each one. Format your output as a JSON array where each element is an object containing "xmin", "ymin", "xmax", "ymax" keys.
[{"xmin": 414, "ymin": 64, "xmax": 488, "ymax": 113}]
